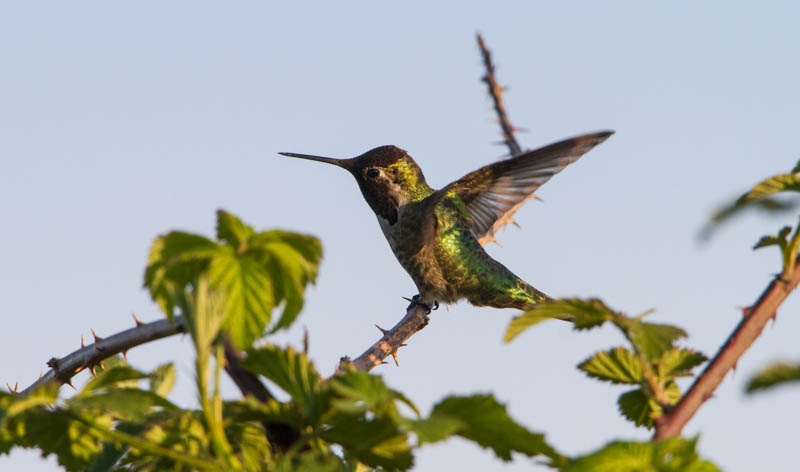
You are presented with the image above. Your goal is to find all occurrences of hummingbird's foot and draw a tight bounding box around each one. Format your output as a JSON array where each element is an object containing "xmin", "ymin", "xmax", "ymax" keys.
[{"xmin": 405, "ymin": 294, "xmax": 439, "ymax": 313}]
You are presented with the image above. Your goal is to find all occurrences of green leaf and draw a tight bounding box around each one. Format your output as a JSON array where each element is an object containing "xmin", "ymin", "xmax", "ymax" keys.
[
  {"xmin": 224, "ymin": 397, "xmax": 304, "ymax": 427},
  {"xmin": 321, "ymin": 417, "xmax": 412, "ymax": 470},
  {"xmin": 0, "ymin": 406, "xmax": 110, "ymax": 471},
  {"xmin": 274, "ymin": 452, "xmax": 346, "ymax": 472},
  {"xmin": 753, "ymin": 226, "xmax": 791, "ymax": 250},
  {"xmin": 144, "ymin": 231, "xmax": 220, "ymax": 318},
  {"xmin": 792, "ymin": 159, "xmax": 800, "ymax": 174},
  {"xmin": 563, "ymin": 437, "xmax": 721, "ymax": 472},
  {"xmin": 504, "ymin": 298, "xmax": 616, "ymax": 342},
  {"xmin": 657, "ymin": 349, "xmax": 707, "ymax": 379},
  {"xmin": 579, "ymin": 347, "xmax": 643, "ymax": 385},
  {"xmin": 745, "ymin": 361, "xmax": 800, "ymax": 393},
  {"xmin": 208, "ymin": 248, "xmax": 274, "ymax": 349},
  {"xmin": 251, "ymin": 231, "xmax": 322, "ymax": 332},
  {"xmin": 216, "ymin": 209, "xmax": 255, "ymax": 250},
  {"xmin": 150, "ymin": 363, "xmax": 176, "ymax": 398},
  {"xmin": 617, "ymin": 382, "xmax": 680, "ymax": 429},
  {"xmin": 80, "ymin": 365, "xmax": 149, "ymax": 395},
  {"xmin": 70, "ymin": 388, "xmax": 177, "ymax": 422},
  {"xmin": 407, "ymin": 415, "xmax": 464, "ymax": 444},
  {"xmin": 703, "ymin": 163, "xmax": 800, "ymax": 237},
  {"xmin": 329, "ymin": 370, "xmax": 419, "ymax": 418},
  {"xmin": 622, "ymin": 320, "xmax": 687, "ymax": 362},
  {"xmin": 430, "ymin": 394, "xmax": 560, "ymax": 462},
  {"xmin": 240, "ymin": 346, "xmax": 325, "ymax": 421},
  {"xmin": 738, "ymin": 173, "xmax": 800, "ymax": 203}
]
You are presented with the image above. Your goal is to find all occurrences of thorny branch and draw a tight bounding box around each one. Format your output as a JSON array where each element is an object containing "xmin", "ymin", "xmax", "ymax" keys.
[
  {"xmin": 477, "ymin": 32, "xmax": 522, "ymax": 157},
  {"xmin": 21, "ymin": 315, "xmax": 184, "ymax": 395},
  {"xmin": 653, "ymin": 256, "xmax": 800, "ymax": 440},
  {"xmin": 18, "ymin": 315, "xmax": 301, "ymax": 451},
  {"xmin": 346, "ymin": 304, "xmax": 430, "ymax": 372}
]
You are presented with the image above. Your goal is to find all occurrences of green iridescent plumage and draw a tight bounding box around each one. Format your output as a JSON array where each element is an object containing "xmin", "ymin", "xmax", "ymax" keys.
[{"xmin": 280, "ymin": 131, "xmax": 613, "ymax": 311}]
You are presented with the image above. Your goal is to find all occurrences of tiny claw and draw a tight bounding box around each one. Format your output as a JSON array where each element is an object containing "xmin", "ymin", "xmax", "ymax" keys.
[
  {"xmin": 90, "ymin": 365, "xmax": 97, "ymax": 377},
  {"xmin": 98, "ymin": 360, "xmax": 105, "ymax": 371},
  {"xmin": 80, "ymin": 335, "xmax": 85, "ymax": 348},
  {"xmin": 132, "ymin": 312, "xmax": 143, "ymax": 326},
  {"xmin": 91, "ymin": 329, "xmax": 103, "ymax": 342},
  {"xmin": 122, "ymin": 350, "xmax": 128, "ymax": 362},
  {"xmin": 375, "ymin": 324, "xmax": 389, "ymax": 336},
  {"xmin": 64, "ymin": 379, "xmax": 76, "ymax": 390}
]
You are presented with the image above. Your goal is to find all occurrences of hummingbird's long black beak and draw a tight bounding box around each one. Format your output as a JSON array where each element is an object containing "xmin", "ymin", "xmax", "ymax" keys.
[{"xmin": 278, "ymin": 152, "xmax": 350, "ymax": 169}]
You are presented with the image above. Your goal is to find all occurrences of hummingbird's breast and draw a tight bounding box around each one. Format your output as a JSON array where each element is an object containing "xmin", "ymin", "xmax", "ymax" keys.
[{"xmin": 376, "ymin": 201, "xmax": 457, "ymax": 303}]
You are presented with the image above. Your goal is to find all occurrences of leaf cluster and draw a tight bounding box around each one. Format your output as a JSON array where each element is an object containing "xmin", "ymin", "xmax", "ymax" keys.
[
  {"xmin": 145, "ymin": 209, "xmax": 322, "ymax": 349},
  {"xmin": 505, "ymin": 299, "xmax": 707, "ymax": 429}
]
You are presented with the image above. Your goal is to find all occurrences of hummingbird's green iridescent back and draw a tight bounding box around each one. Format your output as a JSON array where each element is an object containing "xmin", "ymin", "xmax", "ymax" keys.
[{"xmin": 280, "ymin": 130, "xmax": 613, "ymax": 311}]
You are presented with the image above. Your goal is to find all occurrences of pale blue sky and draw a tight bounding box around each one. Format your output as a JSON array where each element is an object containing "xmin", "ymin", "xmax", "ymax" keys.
[{"xmin": 1, "ymin": 3, "xmax": 799, "ymax": 471}]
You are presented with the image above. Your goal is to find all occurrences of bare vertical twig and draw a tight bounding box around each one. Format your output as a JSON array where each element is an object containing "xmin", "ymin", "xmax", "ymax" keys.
[
  {"xmin": 653, "ymin": 257, "xmax": 800, "ymax": 439},
  {"xmin": 477, "ymin": 32, "xmax": 523, "ymax": 157}
]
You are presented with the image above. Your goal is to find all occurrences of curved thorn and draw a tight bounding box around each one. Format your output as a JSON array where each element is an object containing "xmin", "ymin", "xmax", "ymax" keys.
[
  {"xmin": 65, "ymin": 379, "xmax": 76, "ymax": 390},
  {"xmin": 132, "ymin": 312, "xmax": 143, "ymax": 326},
  {"xmin": 375, "ymin": 324, "xmax": 389, "ymax": 336},
  {"xmin": 91, "ymin": 329, "xmax": 102, "ymax": 342}
]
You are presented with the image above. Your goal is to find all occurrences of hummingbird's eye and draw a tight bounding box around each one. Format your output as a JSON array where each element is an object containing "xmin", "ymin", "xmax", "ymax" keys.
[{"xmin": 365, "ymin": 168, "xmax": 380, "ymax": 179}]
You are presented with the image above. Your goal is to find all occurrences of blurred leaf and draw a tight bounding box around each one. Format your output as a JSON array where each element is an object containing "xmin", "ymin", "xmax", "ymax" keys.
[
  {"xmin": 745, "ymin": 361, "xmax": 800, "ymax": 393},
  {"xmin": 70, "ymin": 388, "xmax": 177, "ymax": 422},
  {"xmin": 505, "ymin": 298, "xmax": 616, "ymax": 342},
  {"xmin": 149, "ymin": 363, "xmax": 176, "ymax": 398},
  {"xmin": 579, "ymin": 347, "xmax": 643, "ymax": 385},
  {"xmin": 737, "ymin": 173, "xmax": 800, "ymax": 203},
  {"xmin": 617, "ymin": 382, "xmax": 680, "ymax": 429},
  {"xmin": 274, "ymin": 452, "xmax": 346, "ymax": 472},
  {"xmin": 430, "ymin": 394, "xmax": 560, "ymax": 462},
  {"xmin": 792, "ymin": 159, "xmax": 800, "ymax": 174},
  {"xmin": 224, "ymin": 397, "xmax": 304, "ymax": 428},
  {"xmin": 225, "ymin": 421, "xmax": 271, "ymax": 470},
  {"xmin": 703, "ymin": 161, "xmax": 800, "ymax": 238},
  {"xmin": 80, "ymin": 365, "xmax": 149, "ymax": 396},
  {"xmin": 753, "ymin": 226, "xmax": 791, "ymax": 250},
  {"xmin": 144, "ymin": 231, "xmax": 220, "ymax": 318},
  {"xmin": 252, "ymin": 231, "xmax": 322, "ymax": 333},
  {"xmin": 563, "ymin": 437, "xmax": 721, "ymax": 472},
  {"xmin": 329, "ymin": 370, "xmax": 419, "ymax": 418},
  {"xmin": 216, "ymin": 209, "xmax": 255, "ymax": 250},
  {"xmin": 208, "ymin": 249, "xmax": 274, "ymax": 349},
  {"xmin": 322, "ymin": 417, "xmax": 412, "ymax": 471},
  {"xmin": 622, "ymin": 321, "xmax": 687, "ymax": 362},
  {"xmin": 657, "ymin": 349, "xmax": 707, "ymax": 379},
  {"xmin": 406, "ymin": 415, "xmax": 464, "ymax": 444},
  {"xmin": 241, "ymin": 346, "xmax": 325, "ymax": 422},
  {"xmin": 0, "ymin": 402, "xmax": 110, "ymax": 471}
]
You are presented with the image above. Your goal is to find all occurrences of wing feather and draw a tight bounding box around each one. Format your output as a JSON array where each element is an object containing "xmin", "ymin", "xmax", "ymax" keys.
[{"xmin": 442, "ymin": 131, "xmax": 613, "ymax": 245}]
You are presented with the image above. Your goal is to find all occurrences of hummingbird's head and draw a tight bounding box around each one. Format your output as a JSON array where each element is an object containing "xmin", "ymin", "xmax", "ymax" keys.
[{"xmin": 280, "ymin": 145, "xmax": 432, "ymax": 225}]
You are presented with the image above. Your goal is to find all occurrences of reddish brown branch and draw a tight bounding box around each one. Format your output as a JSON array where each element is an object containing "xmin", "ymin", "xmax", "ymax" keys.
[
  {"xmin": 477, "ymin": 33, "xmax": 522, "ymax": 156},
  {"xmin": 346, "ymin": 304, "xmax": 430, "ymax": 372},
  {"xmin": 653, "ymin": 257, "xmax": 800, "ymax": 439}
]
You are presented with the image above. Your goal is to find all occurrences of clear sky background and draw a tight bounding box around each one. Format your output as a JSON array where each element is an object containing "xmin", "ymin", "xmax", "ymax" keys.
[{"xmin": 1, "ymin": 2, "xmax": 799, "ymax": 471}]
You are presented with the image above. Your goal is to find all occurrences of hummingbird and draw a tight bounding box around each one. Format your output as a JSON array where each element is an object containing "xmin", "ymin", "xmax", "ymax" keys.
[{"xmin": 280, "ymin": 131, "xmax": 613, "ymax": 312}]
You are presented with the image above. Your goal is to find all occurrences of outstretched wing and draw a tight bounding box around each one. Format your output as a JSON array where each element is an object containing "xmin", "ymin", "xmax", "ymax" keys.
[{"xmin": 442, "ymin": 131, "xmax": 613, "ymax": 245}]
